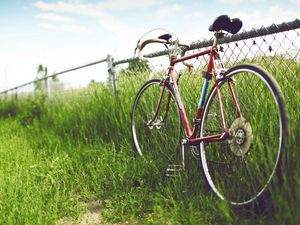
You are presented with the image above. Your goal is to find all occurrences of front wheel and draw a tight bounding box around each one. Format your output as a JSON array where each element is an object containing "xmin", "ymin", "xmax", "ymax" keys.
[
  {"xmin": 131, "ymin": 79, "xmax": 182, "ymax": 171},
  {"xmin": 200, "ymin": 64, "xmax": 289, "ymax": 205}
]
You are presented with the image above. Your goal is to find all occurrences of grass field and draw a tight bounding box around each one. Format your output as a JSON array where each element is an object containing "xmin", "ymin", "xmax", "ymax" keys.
[{"xmin": 0, "ymin": 56, "xmax": 299, "ymax": 224}]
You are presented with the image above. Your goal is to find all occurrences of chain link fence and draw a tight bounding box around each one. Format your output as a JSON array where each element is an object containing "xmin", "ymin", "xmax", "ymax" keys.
[
  {"xmin": 0, "ymin": 19, "xmax": 299, "ymax": 138},
  {"xmin": 115, "ymin": 19, "xmax": 299, "ymax": 104}
]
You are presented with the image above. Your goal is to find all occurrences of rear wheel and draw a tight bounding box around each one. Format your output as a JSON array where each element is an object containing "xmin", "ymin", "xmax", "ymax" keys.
[{"xmin": 200, "ymin": 64, "xmax": 289, "ymax": 205}]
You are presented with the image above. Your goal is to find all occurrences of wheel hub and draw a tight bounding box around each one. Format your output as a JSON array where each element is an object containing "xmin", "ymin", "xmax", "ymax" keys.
[
  {"xmin": 228, "ymin": 117, "xmax": 253, "ymax": 157},
  {"xmin": 235, "ymin": 128, "xmax": 246, "ymax": 145}
]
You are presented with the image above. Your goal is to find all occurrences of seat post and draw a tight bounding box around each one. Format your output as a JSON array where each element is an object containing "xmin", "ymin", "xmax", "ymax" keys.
[{"xmin": 213, "ymin": 32, "xmax": 225, "ymax": 47}]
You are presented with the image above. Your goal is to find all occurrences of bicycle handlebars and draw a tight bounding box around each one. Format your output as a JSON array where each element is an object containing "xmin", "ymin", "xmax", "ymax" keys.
[
  {"xmin": 135, "ymin": 38, "xmax": 168, "ymax": 62},
  {"xmin": 135, "ymin": 37, "xmax": 193, "ymax": 70}
]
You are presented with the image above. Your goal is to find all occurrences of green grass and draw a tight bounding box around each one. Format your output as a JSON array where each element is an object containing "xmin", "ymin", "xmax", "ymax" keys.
[{"xmin": 0, "ymin": 56, "xmax": 299, "ymax": 224}]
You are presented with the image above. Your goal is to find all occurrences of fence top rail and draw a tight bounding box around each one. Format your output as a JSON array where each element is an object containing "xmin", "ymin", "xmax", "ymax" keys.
[
  {"xmin": 0, "ymin": 57, "xmax": 108, "ymax": 95},
  {"xmin": 114, "ymin": 18, "xmax": 300, "ymax": 65}
]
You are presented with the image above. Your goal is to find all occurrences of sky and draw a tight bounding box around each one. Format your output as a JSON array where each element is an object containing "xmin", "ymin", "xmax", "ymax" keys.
[{"xmin": 0, "ymin": 0, "xmax": 299, "ymax": 91}]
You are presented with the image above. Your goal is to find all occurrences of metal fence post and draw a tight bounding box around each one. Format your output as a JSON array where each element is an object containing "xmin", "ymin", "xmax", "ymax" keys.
[
  {"xmin": 107, "ymin": 54, "xmax": 117, "ymax": 94},
  {"xmin": 44, "ymin": 78, "xmax": 51, "ymax": 99},
  {"xmin": 13, "ymin": 88, "xmax": 18, "ymax": 101},
  {"xmin": 47, "ymin": 78, "xmax": 51, "ymax": 99}
]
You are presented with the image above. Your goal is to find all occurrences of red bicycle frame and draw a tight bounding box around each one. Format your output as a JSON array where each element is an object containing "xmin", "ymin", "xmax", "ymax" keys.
[{"xmin": 154, "ymin": 45, "xmax": 242, "ymax": 145}]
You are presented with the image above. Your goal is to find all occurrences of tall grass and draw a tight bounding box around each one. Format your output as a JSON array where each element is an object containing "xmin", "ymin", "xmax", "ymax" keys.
[{"xmin": 0, "ymin": 56, "xmax": 299, "ymax": 224}]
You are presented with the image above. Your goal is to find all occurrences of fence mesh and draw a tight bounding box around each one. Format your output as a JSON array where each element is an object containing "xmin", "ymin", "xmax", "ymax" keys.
[{"xmin": 115, "ymin": 20, "xmax": 299, "ymax": 138}]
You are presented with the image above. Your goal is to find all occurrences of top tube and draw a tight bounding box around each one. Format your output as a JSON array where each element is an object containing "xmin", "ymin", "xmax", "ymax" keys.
[{"xmin": 170, "ymin": 48, "xmax": 212, "ymax": 66}]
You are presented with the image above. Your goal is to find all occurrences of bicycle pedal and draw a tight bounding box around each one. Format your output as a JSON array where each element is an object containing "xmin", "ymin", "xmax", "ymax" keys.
[{"xmin": 166, "ymin": 165, "xmax": 184, "ymax": 177}]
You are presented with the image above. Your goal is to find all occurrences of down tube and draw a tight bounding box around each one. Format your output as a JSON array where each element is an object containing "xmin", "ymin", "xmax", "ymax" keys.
[{"xmin": 170, "ymin": 73, "xmax": 192, "ymax": 137}]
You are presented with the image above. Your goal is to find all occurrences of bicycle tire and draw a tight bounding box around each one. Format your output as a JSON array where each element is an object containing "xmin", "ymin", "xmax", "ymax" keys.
[
  {"xmin": 131, "ymin": 79, "xmax": 183, "ymax": 171},
  {"xmin": 199, "ymin": 64, "xmax": 289, "ymax": 205}
]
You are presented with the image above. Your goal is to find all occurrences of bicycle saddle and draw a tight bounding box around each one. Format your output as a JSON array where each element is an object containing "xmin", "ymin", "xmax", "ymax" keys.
[{"xmin": 209, "ymin": 15, "xmax": 242, "ymax": 34}]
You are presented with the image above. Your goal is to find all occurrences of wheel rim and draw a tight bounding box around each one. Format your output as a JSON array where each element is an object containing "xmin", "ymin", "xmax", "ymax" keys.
[{"xmin": 200, "ymin": 68, "xmax": 283, "ymax": 205}]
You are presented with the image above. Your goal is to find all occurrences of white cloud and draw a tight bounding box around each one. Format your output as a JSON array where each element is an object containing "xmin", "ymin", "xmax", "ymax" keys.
[
  {"xmin": 290, "ymin": 0, "xmax": 300, "ymax": 5},
  {"xmin": 60, "ymin": 23, "xmax": 91, "ymax": 33},
  {"xmin": 38, "ymin": 22, "xmax": 91, "ymax": 34},
  {"xmin": 33, "ymin": 1, "xmax": 144, "ymax": 37},
  {"xmin": 154, "ymin": 3, "xmax": 184, "ymax": 18},
  {"xmin": 269, "ymin": 5, "xmax": 299, "ymax": 23},
  {"xmin": 232, "ymin": 5, "xmax": 299, "ymax": 30},
  {"xmin": 33, "ymin": 0, "xmax": 150, "ymax": 64},
  {"xmin": 217, "ymin": 0, "xmax": 265, "ymax": 5},
  {"xmin": 95, "ymin": 0, "xmax": 163, "ymax": 11},
  {"xmin": 35, "ymin": 13, "xmax": 75, "ymax": 23},
  {"xmin": 34, "ymin": 0, "xmax": 162, "ymax": 13},
  {"xmin": 33, "ymin": 1, "xmax": 109, "ymax": 18},
  {"xmin": 184, "ymin": 12, "xmax": 204, "ymax": 20},
  {"xmin": 38, "ymin": 22, "xmax": 57, "ymax": 30}
]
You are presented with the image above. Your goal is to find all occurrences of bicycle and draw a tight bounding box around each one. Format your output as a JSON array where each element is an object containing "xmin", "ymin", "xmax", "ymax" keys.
[{"xmin": 131, "ymin": 15, "xmax": 289, "ymax": 206}]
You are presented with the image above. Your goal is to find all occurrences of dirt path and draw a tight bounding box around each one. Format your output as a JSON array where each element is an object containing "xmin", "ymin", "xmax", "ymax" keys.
[{"xmin": 56, "ymin": 201, "xmax": 102, "ymax": 225}]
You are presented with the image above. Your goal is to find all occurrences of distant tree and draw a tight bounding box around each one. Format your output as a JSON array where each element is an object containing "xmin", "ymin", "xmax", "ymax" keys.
[
  {"xmin": 37, "ymin": 64, "xmax": 48, "ymax": 79},
  {"xmin": 127, "ymin": 60, "xmax": 151, "ymax": 73},
  {"xmin": 19, "ymin": 64, "xmax": 49, "ymax": 125},
  {"xmin": 35, "ymin": 64, "xmax": 48, "ymax": 92},
  {"xmin": 89, "ymin": 80, "xmax": 96, "ymax": 85},
  {"xmin": 88, "ymin": 80, "xmax": 105, "ymax": 89},
  {"xmin": 52, "ymin": 74, "xmax": 59, "ymax": 82},
  {"xmin": 118, "ymin": 60, "xmax": 151, "ymax": 79}
]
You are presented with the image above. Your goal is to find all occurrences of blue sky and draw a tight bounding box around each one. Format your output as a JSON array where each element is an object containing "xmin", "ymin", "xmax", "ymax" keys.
[{"xmin": 0, "ymin": 0, "xmax": 299, "ymax": 90}]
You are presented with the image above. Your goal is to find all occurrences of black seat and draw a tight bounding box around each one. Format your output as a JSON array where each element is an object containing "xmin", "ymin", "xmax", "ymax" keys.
[{"xmin": 209, "ymin": 15, "xmax": 242, "ymax": 34}]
